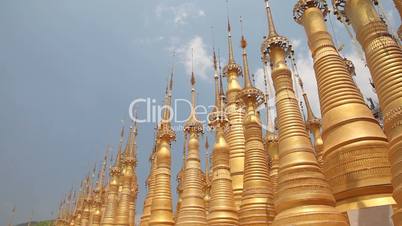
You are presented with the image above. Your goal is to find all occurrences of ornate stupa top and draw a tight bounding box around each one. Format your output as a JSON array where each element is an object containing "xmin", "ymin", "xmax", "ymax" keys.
[
  {"xmin": 208, "ymin": 49, "xmax": 229, "ymax": 127},
  {"xmin": 261, "ymin": 0, "xmax": 293, "ymax": 61},
  {"xmin": 124, "ymin": 120, "xmax": 137, "ymax": 166},
  {"xmin": 223, "ymin": 18, "xmax": 243, "ymax": 77},
  {"xmin": 332, "ymin": 0, "xmax": 378, "ymax": 24},
  {"xmin": 238, "ymin": 18, "xmax": 265, "ymax": 107},
  {"xmin": 293, "ymin": 0, "xmax": 329, "ymax": 24},
  {"xmin": 111, "ymin": 125, "xmax": 124, "ymax": 176},
  {"xmin": 157, "ymin": 67, "xmax": 176, "ymax": 141},
  {"xmin": 184, "ymin": 50, "xmax": 204, "ymax": 134}
]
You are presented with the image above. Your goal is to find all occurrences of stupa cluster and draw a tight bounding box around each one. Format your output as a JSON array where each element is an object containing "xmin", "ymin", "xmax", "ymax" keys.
[
  {"xmin": 54, "ymin": 0, "xmax": 402, "ymax": 225},
  {"xmin": 54, "ymin": 122, "xmax": 139, "ymax": 226}
]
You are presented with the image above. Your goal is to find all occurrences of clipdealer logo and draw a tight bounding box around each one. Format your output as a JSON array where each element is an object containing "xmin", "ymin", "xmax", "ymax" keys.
[{"xmin": 128, "ymin": 97, "xmax": 274, "ymax": 131}]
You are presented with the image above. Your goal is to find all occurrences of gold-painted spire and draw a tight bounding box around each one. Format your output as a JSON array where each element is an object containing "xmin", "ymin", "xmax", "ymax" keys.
[
  {"xmin": 207, "ymin": 50, "xmax": 238, "ymax": 224},
  {"xmin": 213, "ymin": 49, "xmax": 220, "ymax": 109},
  {"xmin": 191, "ymin": 49, "xmax": 197, "ymax": 115},
  {"xmin": 261, "ymin": 0, "xmax": 291, "ymax": 61},
  {"xmin": 97, "ymin": 148, "xmax": 109, "ymax": 191},
  {"xmin": 150, "ymin": 64, "xmax": 176, "ymax": 226},
  {"xmin": 299, "ymin": 79, "xmax": 318, "ymax": 123},
  {"xmin": 176, "ymin": 52, "xmax": 207, "ymax": 225},
  {"xmin": 116, "ymin": 120, "xmax": 138, "ymax": 226},
  {"xmin": 264, "ymin": 0, "xmax": 278, "ymax": 38},
  {"xmin": 101, "ymin": 126, "xmax": 124, "ymax": 226},
  {"xmin": 240, "ymin": 17, "xmax": 253, "ymax": 89},
  {"xmin": 213, "ymin": 47, "xmax": 218, "ymax": 72},
  {"xmin": 72, "ymin": 178, "xmax": 85, "ymax": 225},
  {"xmin": 218, "ymin": 55, "xmax": 225, "ymax": 108},
  {"xmin": 223, "ymin": 1, "xmax": 242, "ymax": 82},
  {"xmin": 92, "ymin": 148, "xmax": 109, "ymax": 226},
  {"xmin": 162, "ymin": 58, "xmax": 175, "ymax": 122},
  {"xmin": 125, "ymin": 119, "xmax": 137, "ymax": 162},
  {"xmin": 114, "ymin": 125, "xmax": 125, "ymax": 169},
  {"xmin": 204, "ymin": 137, "xmax": 211, "ymax": 217},
  {"xmin": 302, "ymin": 92, "xmax": 325, "ymax": 165},
  {"xmin": 128, "ymin": 121, "xmax": 139, "ymax": 226},
  {"xmin": 219, "ymin": 80, "xmax": 225, "ymax": 107},
  {"xmin": 184, "ymin": 50, "xmax": 203, "ymax": 134},
  {"xmin": 80, "ymin": 171, "xmax": 93, "ymax": 226},
  {"xmin": 303, "ymin": 93, "xmax": 318, "ymax": 123},
  {"xmin": 222, "ymin": 6, "xmax": 245, "ymax": 210},
  {"xmin": 204, "ymin": 137, "xmax": 210, "ymax": 186},
  {"xmin": 227, "ymin": 16, "xmax": 235, "ymax": 65},
  {"xmin": 237, "ymin": 18, "xmax": 274, "ymax": 225}
]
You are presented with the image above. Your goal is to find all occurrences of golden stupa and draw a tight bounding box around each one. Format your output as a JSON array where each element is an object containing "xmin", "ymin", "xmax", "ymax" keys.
[{"xmin": 53, "ymin": 0, "xmax": 402, "ymax": 225}]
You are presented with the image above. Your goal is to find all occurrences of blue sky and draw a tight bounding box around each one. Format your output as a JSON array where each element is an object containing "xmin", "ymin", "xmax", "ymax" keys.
[{"xmin": 0, "ymin": 0, "xmax": 399, "ymax": 224}]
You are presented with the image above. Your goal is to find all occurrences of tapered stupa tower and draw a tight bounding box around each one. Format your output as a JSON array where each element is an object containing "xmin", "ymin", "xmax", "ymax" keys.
[
  {"xmin": 72, "ymin": 179, "xmax": 86, "ymax": 226},
  {"xmin": 223, "ymin": 17, "xmax": 246, "ymax": 210},
  {"xmin": 332, "ymin": 0, "xmax": 402, "ymax": 222},
  {"xmin": 207, "ymin": 50, "xmax": 239, "ymax": 226},
  {"xmin": 92, "ymin": 149, "xmax": 108, "ymax": 226},
  {"xmin": 203, "ymin": 137, "xmax": 211, "ymax": 217},
  {"xmin": 266, "ymin": 130, "xmax": 279, "ymax": 201},
  {"xmin": 80, "ymin": 175, "xmax": 93, "ymax": 226},
  {"xmin": 261, "ymin": 1, "xmax": 348, "ymax": 225},
  {"xmin": 149, "ymin": 73, "xmax": 176, "ymax": 226},
  {"xmin": 301, "ymin": 87, "xmax": 324, "ymax": 166},
  {"xmin": 175, "ymin": 61, "xmax": 208, "ymax": 226},
  {"xmin": 115, "ymin": 120, "xmax": 138, "ymax": 226},
  {"xmin": 101, "ymin": 127, "xmax": 125, "ymax": 226},
  {"xmin": 139, "ymin": 140, "xmax": 158, "ymax": 226},
  {"xmin": 262, "ymin": 67, "xmax": 279, "ymax": 201},
  {"xmin": 237, "ymin": 18, "xmax": 275, "ymax": 225},
  {"xmin": 129, "ymin": 122, "xmax": 139, "ymax": 226},
  {"xmin": 293, "ymin": 0, "xmax": 394, "ymax": 212},
  {"xmin": 56, "ymin": 195, "xmax": 69, "ymax": 226},
  {"xmin": 175, "ymin": 133, "xmax": 187, "ymax": 221}
]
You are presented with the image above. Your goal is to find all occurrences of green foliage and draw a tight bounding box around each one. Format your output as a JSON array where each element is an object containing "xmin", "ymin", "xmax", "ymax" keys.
[
  {"xmin": 16, "ymin": 220, "xmax": 53, "ymax": 226},
  {"xmin": 33, "ymin": 220, "xmax": 53, "ymax": 226}
]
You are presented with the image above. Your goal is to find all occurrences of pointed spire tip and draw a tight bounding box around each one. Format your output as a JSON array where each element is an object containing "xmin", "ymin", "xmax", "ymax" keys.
[{"xmin": 265, "ymin": 0, "xmax": 279, "ymax": 38}]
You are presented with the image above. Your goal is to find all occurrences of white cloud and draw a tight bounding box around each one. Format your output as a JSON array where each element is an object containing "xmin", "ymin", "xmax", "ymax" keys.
[
  {"xmin": 198, "ymin": 10, "xmax": 206, "ymax": 17},
  {"xmin": 254, "ymin": 66, "xmax": 277, "ymax": 126},
  {"xmin": 254, "ymin": 68, "xmax": 266, "ymax": 93},
  {"xmin": 177, "ymin": 36, "xmax": 213, "ymax": 81},
  {"xmin": 132, "ymin": 36, "xmax": 165, "ymax": 45},
  {"xmin": 291, "ymin": 39, "xmax": 302, "ymax": 50},
  {"xmin": 155, "ymin": 2, "xmax": 206, "ymax": 25}
]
